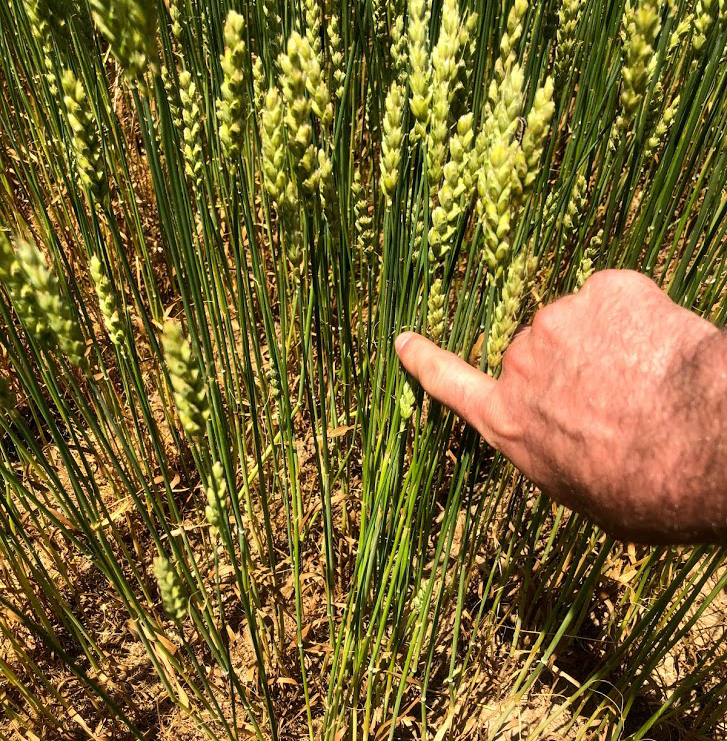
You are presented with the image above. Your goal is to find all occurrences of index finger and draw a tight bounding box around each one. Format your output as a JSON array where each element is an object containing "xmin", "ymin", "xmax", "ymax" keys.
[{"xmin": 395, "ymin": 332, "xmax": 510, "ymax": 448}]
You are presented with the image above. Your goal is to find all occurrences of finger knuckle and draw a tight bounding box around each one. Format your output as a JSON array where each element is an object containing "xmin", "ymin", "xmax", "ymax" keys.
[
  {"xmin": 500, "ymin": 335, "xmax": 529, "ymax": 377},
  {"xmin": 478, "ymin": 393, "xmax": 520, "ymax": 449},
  {"xmin": 581, "ymin": 269, "xmax": 614, "ymax": 290},
  {"xmin": 531, "ymin": 302, "xmax": 563, "ymax": 336},
  {"xmin": 584, "ymin": 268, "xmax": 657, "ymax": 294},
  {"xmin": 423, "ymin": 355, "xmax": 446, "ymax": 386}
]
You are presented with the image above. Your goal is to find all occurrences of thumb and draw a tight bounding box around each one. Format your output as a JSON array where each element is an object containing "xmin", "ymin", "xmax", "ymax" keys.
[{"xmin": 395, "ymin": 332, "xmax": 507, "ymax": 446}]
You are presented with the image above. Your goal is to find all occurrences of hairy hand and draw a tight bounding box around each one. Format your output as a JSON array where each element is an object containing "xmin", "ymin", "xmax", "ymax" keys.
[{"xmin": 396, "ymin": 270, "xmax": 727, "ymax": 544}]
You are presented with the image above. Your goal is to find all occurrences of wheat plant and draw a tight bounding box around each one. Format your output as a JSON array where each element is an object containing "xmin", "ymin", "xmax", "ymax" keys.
[{"xmin": 0, "ymin": 0, "xmax": 726, "ymax": 739}]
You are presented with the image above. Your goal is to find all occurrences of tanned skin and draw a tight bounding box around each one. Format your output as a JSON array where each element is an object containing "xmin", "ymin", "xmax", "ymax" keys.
[{"xmin": 395, "ymin": 270, "xmax": 727, "ymax": 545}]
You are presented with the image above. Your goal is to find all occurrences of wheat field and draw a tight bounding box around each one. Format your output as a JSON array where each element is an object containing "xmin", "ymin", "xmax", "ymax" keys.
[{"xmin": 0, "ymin": 0, "xmax": 726, "ymax": 738}]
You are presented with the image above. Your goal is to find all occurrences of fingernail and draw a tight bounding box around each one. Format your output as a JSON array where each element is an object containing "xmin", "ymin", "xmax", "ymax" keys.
[{"xmin": 395, "ymin": 332, "xmax": 414, "ymax": 354}]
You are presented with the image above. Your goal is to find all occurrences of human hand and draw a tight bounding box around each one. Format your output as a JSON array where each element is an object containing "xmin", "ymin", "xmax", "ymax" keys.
[{"xmin": 396, "ymin": 270, "xmax": 727, "ymax": 544}]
